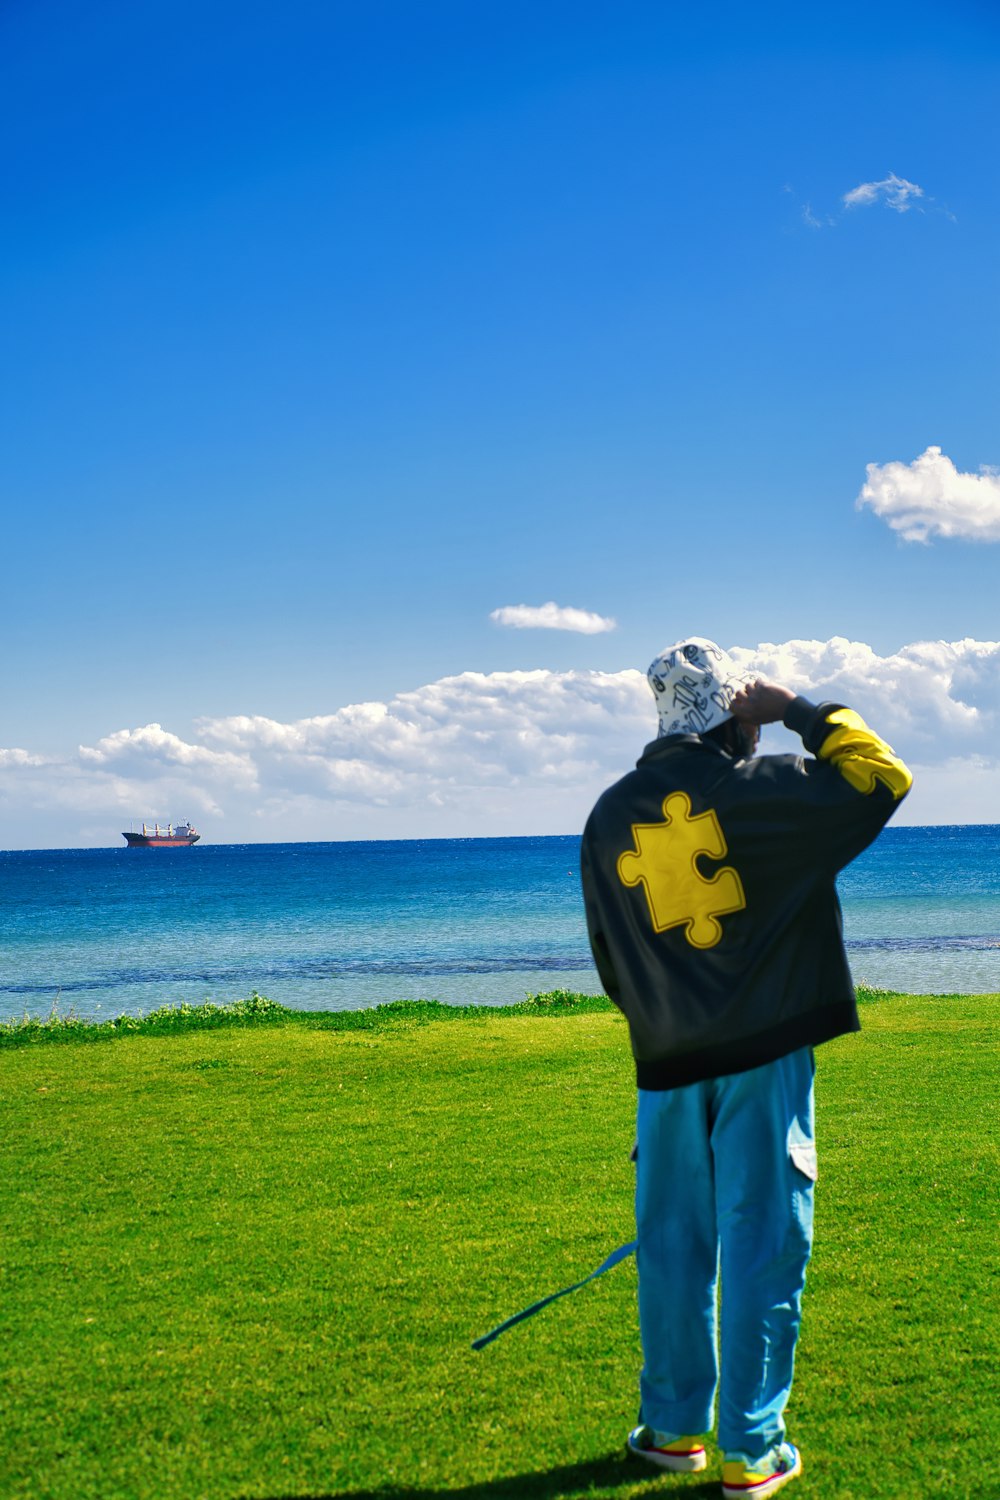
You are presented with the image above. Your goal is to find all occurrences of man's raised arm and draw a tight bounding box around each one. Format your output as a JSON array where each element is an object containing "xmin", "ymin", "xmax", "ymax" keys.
[{"xmin": 732, "ymin": 678, "xmax": 912, "ymax": 803}]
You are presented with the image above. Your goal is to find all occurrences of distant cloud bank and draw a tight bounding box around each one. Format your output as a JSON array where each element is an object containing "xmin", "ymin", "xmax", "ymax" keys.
[
  {"xmin": 842, "ymin": 173, "xmax": 925, "ymax": 212},
  {"xmin": 858, "ymin": 446, "xmax": 1000, "ymax": 542},
  {"xmin": 490, "ymin": 601, "xmax": 617, "ymax": 633},
  {"xmin": 3, "ymin": 638, "xmax": 1000, "ymax": 844}
]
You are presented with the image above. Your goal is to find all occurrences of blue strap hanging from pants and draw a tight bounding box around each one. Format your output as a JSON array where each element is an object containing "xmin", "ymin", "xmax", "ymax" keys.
[{"xmin": 471, "ymin": 1238, "xmax": 637, "ymax": 1350}]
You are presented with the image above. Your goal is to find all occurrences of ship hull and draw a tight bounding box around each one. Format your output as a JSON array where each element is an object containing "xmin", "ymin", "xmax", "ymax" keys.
[{"xmin": 122, "ymin": 833, "xmax": 200, "ymax": 847}]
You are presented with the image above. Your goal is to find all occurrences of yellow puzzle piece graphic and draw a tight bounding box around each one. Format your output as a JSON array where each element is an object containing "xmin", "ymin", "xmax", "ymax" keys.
[{"xmin": 617, "ymin": 791, "xmax": 746, "ymax": 949}]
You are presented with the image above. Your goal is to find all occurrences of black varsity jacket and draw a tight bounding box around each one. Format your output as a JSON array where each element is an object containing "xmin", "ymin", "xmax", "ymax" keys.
[{"xmin": 580, "ymin": 697, "xmax": 912, "ymax": 1088}]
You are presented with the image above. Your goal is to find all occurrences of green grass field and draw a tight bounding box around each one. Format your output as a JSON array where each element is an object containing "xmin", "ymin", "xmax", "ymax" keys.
[{"xmin": 1, "ymin": 991, "xmax": 995, "ymax": 1500}]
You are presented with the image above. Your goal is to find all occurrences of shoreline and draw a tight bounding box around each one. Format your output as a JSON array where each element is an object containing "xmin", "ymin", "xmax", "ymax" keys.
[{"xmin": 3, "ymin": 984, "xmax": 998, "ymax": 1051}]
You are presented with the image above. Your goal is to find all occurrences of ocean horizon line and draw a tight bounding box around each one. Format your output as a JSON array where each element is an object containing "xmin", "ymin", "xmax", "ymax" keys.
[{"xmin": 4, "ymin": 821, "xmax": 1000, "ymax": 857}]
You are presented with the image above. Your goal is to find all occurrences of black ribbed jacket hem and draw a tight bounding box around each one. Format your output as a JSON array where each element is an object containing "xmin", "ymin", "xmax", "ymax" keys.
[{"xmin": 633, "ymin": 999, "xmax": 861, "ymax": 1090}]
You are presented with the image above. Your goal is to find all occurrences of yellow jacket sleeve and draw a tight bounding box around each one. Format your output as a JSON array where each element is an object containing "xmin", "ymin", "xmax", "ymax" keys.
[{"xmin": 815, "ymin": 707, "xmax": 912, "ymax": 801}]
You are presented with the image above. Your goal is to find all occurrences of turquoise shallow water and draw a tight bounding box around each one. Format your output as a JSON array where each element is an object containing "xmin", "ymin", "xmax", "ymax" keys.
[{"xmin": 0, "ymin": 827, "xmax": 997, "ymax": 1022}]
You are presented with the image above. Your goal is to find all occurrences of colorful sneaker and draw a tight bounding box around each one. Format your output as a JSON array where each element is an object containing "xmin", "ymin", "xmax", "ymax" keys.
[
  {"xmin": 722, "ymin": 1442, "xmax": 802, "ymax": 1496},
  {"xmin": 627, "ymin": 1423, "xmax": 708, "ymax": 1472}
]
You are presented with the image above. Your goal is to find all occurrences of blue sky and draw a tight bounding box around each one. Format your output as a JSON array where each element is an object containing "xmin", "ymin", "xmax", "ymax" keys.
[{"xmin": 2, "ymin": 1, "xmax": 999, "ymax": 845}]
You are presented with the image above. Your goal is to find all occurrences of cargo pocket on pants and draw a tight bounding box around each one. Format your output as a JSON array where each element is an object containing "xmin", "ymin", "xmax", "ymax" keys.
[
  {"xmin": 788, "ymin": 1141, "xmax": 818, "ymax": 1182},
  {"xmin": 788, "ymin": 1111, "xmax": 818, "ymax": 1183}
]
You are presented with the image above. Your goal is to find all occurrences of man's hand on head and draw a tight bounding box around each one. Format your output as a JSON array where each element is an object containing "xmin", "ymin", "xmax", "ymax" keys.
[{"xmin": 730, "ymin": 679, "xmax": 796, "ymax": 726}]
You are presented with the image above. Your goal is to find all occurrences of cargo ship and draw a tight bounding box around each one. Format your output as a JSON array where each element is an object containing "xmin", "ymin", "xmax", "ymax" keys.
[{"xmin": 122, "ymin": 822, "xmax": 201, "ymax": 848}]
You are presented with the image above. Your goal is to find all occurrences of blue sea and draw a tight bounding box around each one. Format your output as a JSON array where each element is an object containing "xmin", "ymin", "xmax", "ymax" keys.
[{"xmin": 1, "ymin": 828, "xmax": 998, "ymax": 1023}]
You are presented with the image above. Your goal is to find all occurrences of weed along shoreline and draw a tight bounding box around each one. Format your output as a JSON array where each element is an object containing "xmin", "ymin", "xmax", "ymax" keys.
[
  {"xmin": 1, "ymin": 988, "xmax": 995, "ymax": 1499},
  {"xmin": 0, "ymin": 981, "xmax": 982, "ymax": 1049},
  {"xmin": 0, "ymin": 987, "xmax": 617, "ymax": 1049}
]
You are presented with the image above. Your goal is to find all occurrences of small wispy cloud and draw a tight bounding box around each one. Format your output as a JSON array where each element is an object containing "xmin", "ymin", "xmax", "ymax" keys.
[
  {"xmin": 842, "ymin": 173, "xmax": 925, "ymax": 213},
  {"xmin": 788, "ymin": 171, "xmax": 946, "ymax": 230},
  {"xmin": 801, "ymin": 202, "xmax": 834, "ymax": 230},
  {"xmin": 489, "ymin": 602, "xmax": 617, "ymax": 634},
  {"xmin": 857, "ymin": 446, "xmax": 1000, "ymax": 542}
]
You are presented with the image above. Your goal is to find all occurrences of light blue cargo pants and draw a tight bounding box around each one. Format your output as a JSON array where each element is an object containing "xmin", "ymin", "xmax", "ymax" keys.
[{"xmin": 634, "ymin": 1046, "xmax": 816, "ymax": 1460}]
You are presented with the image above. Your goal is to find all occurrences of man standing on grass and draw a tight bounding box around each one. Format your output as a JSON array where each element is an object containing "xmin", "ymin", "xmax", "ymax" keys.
[{"xmin": 580, "ymin": 638, "xmax": 911, "ymax": 1498}]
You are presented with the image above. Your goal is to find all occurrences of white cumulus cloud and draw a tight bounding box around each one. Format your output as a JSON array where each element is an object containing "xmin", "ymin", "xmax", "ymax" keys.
[
  {"xmin": 730, "ymin": 637, "xmax": 1000, "ymax": 754},
  {"xmin": 197, "ymin": 669, "xmax": 649, "ymax": 804},
  {"xmin": 0, "ymin": 748, "xmax": 48, "ymax": 769},
  {"xmin": 78, "ymin": 723, "xmax": 257, "ymax": 785},
  {"xmin": 490, "ymin": 602, "xmax": 617, "ymax": 634},
  {"xmin": 843, "ymin": 173, "xmax": 925, "ymax": 212},
  {"xmin": 857, "ymin": 446, "xmax": 1000, "ymax": 542}
]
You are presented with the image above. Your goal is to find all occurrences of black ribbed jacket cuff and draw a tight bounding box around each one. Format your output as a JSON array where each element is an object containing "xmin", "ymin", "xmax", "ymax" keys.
[{"xmin": 783, "ymin": 696, "xmax": 846, "ymax": 755}]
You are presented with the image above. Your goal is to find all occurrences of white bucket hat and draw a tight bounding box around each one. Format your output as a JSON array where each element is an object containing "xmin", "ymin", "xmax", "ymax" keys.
[{"xmin": 647, "ymin": 637, "xmax": 749, "ymax": 738}]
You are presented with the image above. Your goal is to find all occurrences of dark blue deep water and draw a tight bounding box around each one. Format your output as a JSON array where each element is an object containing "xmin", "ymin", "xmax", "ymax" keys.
[{"xmin": 1, "ymin": 828, "xmax": 997, "ymax": 1021}]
